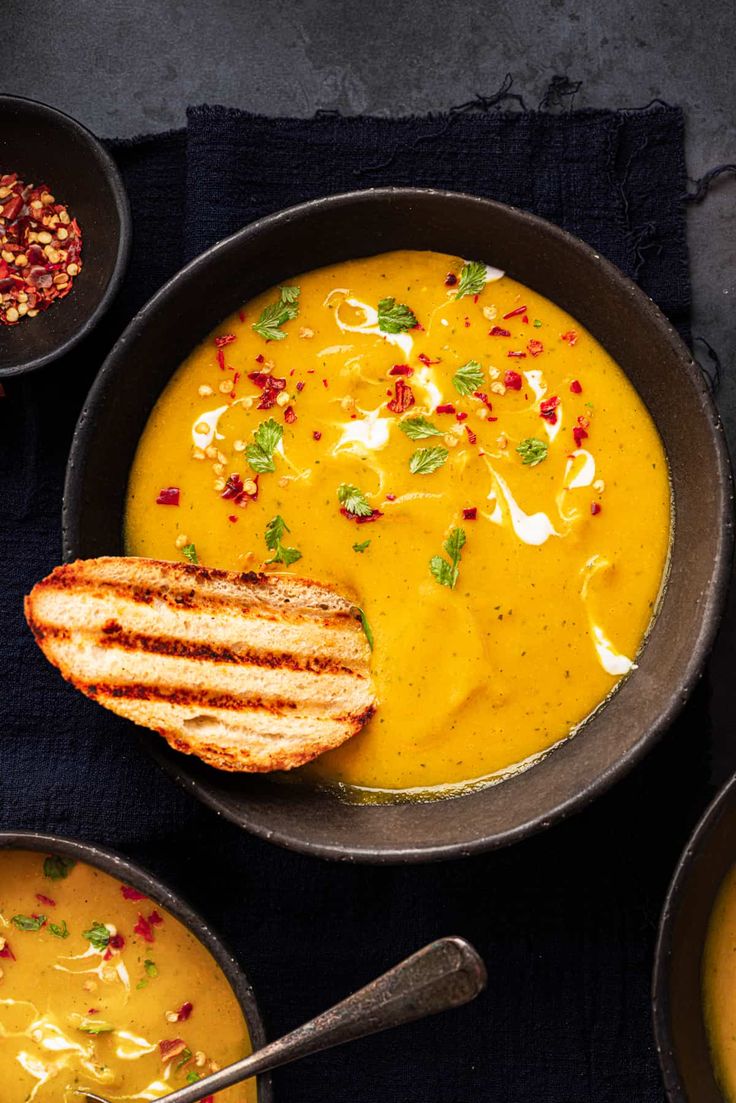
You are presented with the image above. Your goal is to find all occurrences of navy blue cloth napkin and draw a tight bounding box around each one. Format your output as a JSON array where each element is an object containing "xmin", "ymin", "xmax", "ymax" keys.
[{"xmin": 0, "ymin": 105, "xmax": 702, "ymax": 1102}]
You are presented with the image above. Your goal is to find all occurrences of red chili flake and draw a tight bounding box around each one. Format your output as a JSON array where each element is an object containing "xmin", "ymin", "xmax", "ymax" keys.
[
  {"xmin": 175, "ymin": 1002, "xmax": 194, "ymax": 1021},
  {"xmin": 418, "ymin": 352, "xmax": 440, "ymax": 365},
  {"xmin": 389, "ymin": 364, "xmax": 413, "ymax": 376},
  {"xmin": 385, "ymin": 493, "xmax": 396, "ymax": 501},
  {"xmin": 387, "ymin": 379, "xmax": 415, "ymax": 413},
  {"xmin": 444, "ymin": 273, "xmax": 458, "ymax": 286},
  {"xmin": 412, "ymin": 322, "xmax": 425, "ymax": 332},
  {"xmin": 87, "ymin": 1008, "xmax": 99, "ymax": 1014},
  {"xmin": 203, "ymin": 1097, "xmax": 214, "ymax": 1103},
  {"xmin": 134, "ymin": 914, "xmax": 155, "ymax": 943},
  {"xmin": 148, "ymin": 911, "xmax": 163, "ymax": 927},
  {"xmin": 436, "ymin": 403, "xmax": 456, "ymax": 415},
  {"xmin": 522, "ymin": 314, "xmax": 529, "ymax": 325},
  {"xmin": 312, "ymin": 430, "xmax": 322, "ymax": 441},
  {"xmin": 570, "ymin": 379, "xmax": 583, "ymax": 394},
  {"xmin": 489, "ymin": 325, "xmax": 511, "ymax": 337},
  {"xmin": 591, "ymin": 502, "xmax": 602, "ymax": 516},
  {"xmin": 35, "ymin": 894, "xmax": 56, "ymax": 907},
  {"xmin": 296, "ymin": 380, "xmax": 305, "ymax": 392},
  {"xmin": 507, "ymin": 350, "xmax": 527, "ymax": 359},
  {"xmin": 216, "ymin": 348, "xmax": 226, "ymax": 372},
  {"xmin": 573, "ymin": 425, "xmax": 588, "ymax": 447},
  {"xmin": 527, "ymin": 339, "xmax": 544, "ymax": 358},
  {"xmin": 504, "ymin": 370, "xmax": 523, "ymax": 390},
  {"xmin": 238, "ymin": 310, "xmax": 246, "ymax": 323},
  {"xmin": 121, "ymin": 885, "xmax": 147, "ymax": 902},
  {"xmin": 159, "ymin": 1039, "xmax": 187, "ymax": 1062},
  {"xmin": 463, "ymin": 507, "xmax": 478, "ymax": 520},
  {"xmin": 228, "ymin": 514, "xmax": 238, "ymax": 523},
  {"xmin": 456, "ymin": 411, "xmax": 468, "ymax": 422},
  {"xmin": 473, "ymin": 391, "xmax": 493, "ymax": 411},
  {"xmin": 561, "ymin": 329, "xmax": 578, "ymax": 346},
  {"xmin": 284, "ymin": 405, "xmax": 297, "ymax": 424},
  {"xmin": 108, "ymin": 934, "xmax": 125, "ymax": 950},
  {"xmin": 540, "ymin": 396, "xmax": 560, "ymax": 425},
  {"xmin": 103, "ymin": 947, "xmax": 113, "ymax": 961},
  {"xmin": 473, "ymin": 294, "xmax": 479, "ymax": 303},
  {"xmin": 232, "ymin": 371, "xmax": 240, "ymax": 386},
  {"xmin": 322, "ymin": 378, "xmax": 329, "ymax": 388},
  {"xmin": 0, "ymin": 940, "xmax": 15, "ymax": 960},
  {"xmin": 340, "ymin": 507, "xmax": 384, "ymax": 524},
  {"xmin": 465, "ymin": 425, "xmax": 478, "ymax": 445},
  {"xmin": 464, "ymin": 316, "xmax": 471, "ymax": 328},
  {"xmin": 503, "ymin": 304, "xmax": 527, "ymax": 319},
  {"xmin": 255, "ymin": 353, "xmax": 265, "ymax": 364},
  {"xmin": 215, "ymin": 334, "xmax": 236, "ymax": 348},
  {"xmin": 156, "ymin": 487, "xmax": 180, "ymax": 506},
  {"xmin": 248, "ymin": 372, "xmax": 287, "ymax": 409}
]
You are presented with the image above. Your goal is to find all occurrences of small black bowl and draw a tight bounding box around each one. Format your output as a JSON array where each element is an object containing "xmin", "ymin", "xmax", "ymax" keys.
[
  {"xmin": 0, "ymin": 95, "xmax": 131, "ymax": 378},
  {"xmin": 0, "ymin": 829, "xmax": 272, "ymax": 1101},
  {"xmin": 653, "ymin": 774, "xmax": 736, "ymax": 1101},
  {"xmin": 63, "ymin": 188, "xmax": 733, "ymax": 862}
]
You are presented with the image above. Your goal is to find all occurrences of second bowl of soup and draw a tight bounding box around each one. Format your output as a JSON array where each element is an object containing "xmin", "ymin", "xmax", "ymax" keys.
[{"xmin": 63, "ymin": 188, "xmax": 732, "ymax": 860}]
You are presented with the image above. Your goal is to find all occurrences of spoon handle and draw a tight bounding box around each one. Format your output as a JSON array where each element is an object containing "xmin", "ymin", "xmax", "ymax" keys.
[{"xmin": 156, "ymin": 936, "xmax": 486, "ymax": 1103}]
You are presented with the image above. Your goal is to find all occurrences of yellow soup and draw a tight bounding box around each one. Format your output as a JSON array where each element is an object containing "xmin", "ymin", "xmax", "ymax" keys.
[
  {"xmin": 703, "ymin": 864, "xmax": 736, "ymax": 1099},
  {"xmin": 0, "ymin": 850, "xmax": 254, "ymax": 1103},
  {"xmin": 125, "ymin": 250, "xmax": 671, "ymax": 798}
]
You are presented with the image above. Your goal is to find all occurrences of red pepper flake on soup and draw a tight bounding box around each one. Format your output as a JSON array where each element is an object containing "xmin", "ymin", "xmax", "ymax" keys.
[
  {"xmin": 248, "ymin": 372, "xmax": 286, "ymax": 409},
  {"xmin": 527, "ymin": 339, "xmax": 544, "ymax": 357},
  {"xmin": 444, "ymin": 272, "xmax": 458, "ymax": 287},
  {"xmin": 561, "ymin": 329, "xmax": 578, "ymax": 346},
  {"xmin": 175, "ymin": 1001, "xmax": 194, "ymax": 1021},
  {"xmin": 35, "ymin": 894, "xmax": 56, "ymax": 907},
  {"xmin": 489, "ymin": 326, "xmax": 511, "ymax": 337},
  {"xmin": 502, "ymin": 304, "xmax": 527, "ymax": 319},
  {"xmin": 418, "ymin": 352, "xmax": 440, "ymax": 365},
  {"xmin": 215, "ymin": 334, "xmax": 236, "ymax": 347},
  {"xmin": 284, "ymin": 405, "xmax": 297, "ymax": 424},
  {"xmin": 387, "ymin": 379, "xmax": 415, "ymax": 413},
  {"xmin": 436, "ymin": 403, "xmax": 456, "ymax": 415},
  {"xmin": 570, "ymin": 379, "xmax": 583, "ymax": 394},
  {"xmin": 156, "ymin": 487, "xmax": 180, "ymax": 506},
  {"xmin": 134, "ymin": 913, "xmax": 155, "ymax": 943},
  {"xmin": 159, "ymin": 1038, "xmax": 188, "ymax": 1062},
  {"xmin": 463, "ymin": 507, "xmax": 477, "ymax": 520},
  {"xmin": 507, "ymin": 350, "xmax": 527, "ymax": 359},
  {"xmin": 503, "ymin": 370, "xmax": 523, "ymax": 391},
  {"xmin": 0, "ymin": 937, "xmax": 15, "ymax": 960},
  {"xmin": 539, "ymin": 396, "xmax": 560, "ymax": 425},
  {"xmin": 389, "ymin": 363, "xmax": 413, "ymax": 376},
  {"xmin": 591, "ymin": 502, "xmax": 602, "ymax": 515},
  {"xmin": 0, "ymin": 173, "xmax": 83, "ymax": 326},
  {"xmin": 121, "ymin": 885, "xmax": 147, "ymax": 902}
]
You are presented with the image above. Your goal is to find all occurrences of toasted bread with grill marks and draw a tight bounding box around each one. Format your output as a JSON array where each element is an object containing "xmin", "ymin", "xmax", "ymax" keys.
[{"xmin": 24, "ymin": 557, "xmax": 376, "ymax": 772}]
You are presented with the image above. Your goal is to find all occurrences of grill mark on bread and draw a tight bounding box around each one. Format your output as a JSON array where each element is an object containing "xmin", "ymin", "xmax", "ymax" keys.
[
  {"xmin": 37, "ymin": 623, "xmax": 360, "ymax": 676},
  {"xmin": 87, "ymin": 682, "xmax": 308, "ymax": 713}
]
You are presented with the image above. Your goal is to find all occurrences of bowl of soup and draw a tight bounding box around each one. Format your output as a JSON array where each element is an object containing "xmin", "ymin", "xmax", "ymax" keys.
[
  {"xmin": 0, "ymin": 831, "xmax": 270, "ymax": 1102},
  {"xmin": 654, "ymin": 775, "xmax": 736, "ymax": 1101},
  {"xmin": 62, "ymin": 188, "xmax": 732, "ymax": 861}
]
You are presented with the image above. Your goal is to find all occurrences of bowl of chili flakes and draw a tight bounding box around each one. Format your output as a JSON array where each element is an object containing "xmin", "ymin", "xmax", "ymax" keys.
[{"xmin": 0, "ymin": 95, "xmax": 131, "ymax": 378}]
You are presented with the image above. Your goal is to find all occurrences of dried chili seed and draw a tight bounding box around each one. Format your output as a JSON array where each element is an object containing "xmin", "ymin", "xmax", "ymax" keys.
[{"xmin": 0, "ymin": 174, "xmax": 82, "ymax": 326}]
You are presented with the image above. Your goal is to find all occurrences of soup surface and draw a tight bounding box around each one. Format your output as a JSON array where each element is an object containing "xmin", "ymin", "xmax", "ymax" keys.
[
  {"xmin": 0, "ymin": 850, "xmax": 254, "ymax": 1102},
  {"xmin": 703, "ymin": 863, "xmax": 736, "ymax": 1099},
  {"xmin": 125, "ymin": 250, "xmax": 671, "ymax": 798}
]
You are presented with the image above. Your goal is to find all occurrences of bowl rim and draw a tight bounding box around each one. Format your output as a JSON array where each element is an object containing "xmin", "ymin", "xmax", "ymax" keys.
[
  {"xmin": 62, "ymin": 186, "xmax": 734, "ymax": 862},
  {"xmin": 0, "ymin": 828, "xmax": 273, "ymax": 1101},
  {"xmin": 0, "ymin": 93, "xmax": 132, "ymax": 379},
  {"xmin": 652, "ymin": 772, "xmax": 736, "ymax": 1101}
]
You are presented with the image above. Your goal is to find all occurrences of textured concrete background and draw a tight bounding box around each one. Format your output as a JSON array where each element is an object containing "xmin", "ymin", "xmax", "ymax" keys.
[{"xmin": 3, "ymin": 0, "xmax": 736, "ymax": 746}]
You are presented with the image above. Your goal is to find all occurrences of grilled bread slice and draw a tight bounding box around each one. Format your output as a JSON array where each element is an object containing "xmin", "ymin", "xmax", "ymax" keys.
[{"xmin": 25, "ymin": 557, "xmax": 376, "ymax": 772}]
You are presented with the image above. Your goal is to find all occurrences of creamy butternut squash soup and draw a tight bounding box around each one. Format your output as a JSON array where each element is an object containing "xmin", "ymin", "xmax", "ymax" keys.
[
  {"xmin": 0, "ymin": 850, "xmax": 254, "ymax": 1102},
  {"xmin": 125, "ymin": 250, "xmax": 671, "ymax": 799},
  {"xmin": 703, "ymin": 865, "xmax": 736, "ymax": 1100}
]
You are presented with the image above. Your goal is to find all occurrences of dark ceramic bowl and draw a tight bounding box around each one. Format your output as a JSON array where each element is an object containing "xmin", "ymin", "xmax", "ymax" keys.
[
  {"xmin": 653, "ymin": 775, "xmax": 736, "ymax": 1101},
  {"xmin": 0, "ymin": 829, "xmax": 272, "ymax": 1101},
  {"xmin": 0, "ymin": 95, "xmax": 131, "ymax": 378},
  {"xmin": 63, "ymin": 188, "xmax": 733, "ymax": 862}
]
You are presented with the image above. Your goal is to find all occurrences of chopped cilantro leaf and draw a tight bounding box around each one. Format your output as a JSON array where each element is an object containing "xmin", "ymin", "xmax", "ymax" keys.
[
  {"xmin": 516, "ymin": 438, "xmax": 548, "ymax": 466},
  {"xmin": 49, "ymin": 920, "xmax": 69, "ymax": 939},
  {"xmin": 181, "ymin": 543, "xmax": 198, "ymax": 565},
  {"xmin": 265, "ymin": 515, "xmax": 302, "ymax": 567},
  {"xmin": 252, "ymin": 286, "xmax": 300, "ymax": 341},
  {"xmin": 356, "ymin": 608, "xmax": 374, "ymax": 650},
  {"xmin": 454, "ymin": 260, "xmax": 487, "ymax": 300},
  {"xmin": 43, "ymin": 855, "xmax": 76, "ymax": 881},
  {"xmin": 144, "ymin": 959, "xmax": 158, "ymax": 977},
  {"xmin": 83, "ymin": 921, "xmax": 110, "ymax": 952},
  {"xmin": 72, "ymin": 1016, "xmax": 115, "ymax": 1035},
  {"xmin": 533, "ymin": 318, "xmax": 542, "ymax": 328},
  {"xmin": 409, "ymin": 446, "xmax": 449, "ymax": 475},
  {"xmin": 337, "ymin": 483, "xmax": 374, "ymax": 517},
  {"xmin": 176, "ymin": 1048, "xmax": 193, "ymax": 1070},
  {"xmin": 246, "ymin": 417, "xmax": 283, "ymax": 474},
  {"xmin": 352, "ymin": 540, "xmax": 371, "ymax": 553},
  {"xmin": 186, "ymin": 1071, "xmax": 201, "ymax": 1085},
  {"xmin": 399, "ymin": 416, "xmax": 442, "ymax": 440},
  {"xmin": 452, "ymin": 360, "xmax": 484, "ymax": 396},
  {"xmin": 430, "ymin": 527, "xmax": 466, "ymax": 589},
  {"xmin": 376, "ymin": 297, "xmax": 418, "ymax": 334},
  {"xmin": 12, "ymin": 914, "xmax": 46, "ymax": 931}
]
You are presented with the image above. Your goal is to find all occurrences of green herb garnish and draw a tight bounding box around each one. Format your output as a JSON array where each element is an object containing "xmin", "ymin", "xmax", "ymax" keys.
[
  {"xmin": 454, "ymin": 260, "xmax": 487, "ymax": 300},
  {"xmin": 452, "ymin": 359, "xmax": 484, "ymax": 396},
  {"xmin": 82, "ymin": 921, "xmax": 110, "ymax": 952},
  {"xmin": 246, "ymin": 417, "xmax": 283, "ymax": 474},
  {"xmin": 252, "ymin": 286, "xmax": 300, "ymax": 341},
  {"xmin": 337, "ymin": 483, "xmax": 374, "ymax": 518},
  {"xmin": 144, "ymin": 959, "xmax": 158, "ymax": 977},
  {"xmin": 265, "ymin": 515, "xmax": 302, "ymax": 566},
  {"xmin": 352, "ymin": 540, "xmax": 371, "ymax": 553},
  {"xmin": 376, "ymin": 297, "xmax": 418, "ymax": 334},
  {"xmin": 181, "ymin": 543, "xmax": 198, "ymax": 565},
  {"xmin": 176, "ymin": 1048, "xmax": 193, "ymax": 1071},
  {"xmin": 71, "ymin": 1015, "xmax": 115, "ymax": 1035},
  {"xmin": 186, "ymin": 1071, "xmax": 201, "ymax": 1085},
  {"xmin": 356, "ymin": 608, "xmax": 374, "ymax": 651},
  {"xmin": 43, "ymin": 855, "xmax": 76, "ymax": 881},
  {"xmin": 533, "ymin": 318, "xmax": 542, "ymax": 328},
  {"xmin": 409, "ymin": 446, "xmax": 449, "ymax": 475},
  {"xmin": 399, "ymin": 416, "xmax": 442, "ymax": 440},
  {"xmin": 430, "ymin": 527, "xmax": 466, "ymax": 589},
  {"xmin": 12, "ymin": 914, "xmax": 46, "ymax": 932},
  {"xmin": 516, "ymin": 438, "xmax": 548, "ymax": 467},
  {"xmin": 49, "ymin": 920, "xmax": 69, "ymax": 939}
]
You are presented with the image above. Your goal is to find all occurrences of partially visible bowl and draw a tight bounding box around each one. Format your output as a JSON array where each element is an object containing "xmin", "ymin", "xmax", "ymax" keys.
[
  {"xmin": 653, "ymin": 774, "xmax": 736, "ymax": 1101},
  {"xmin": 0, "ymin": 829, "xmax": 272, "ymax": 1102},
  {"xmin": 0, "ymin": 95, "xmax": 131, "ymax": 377},
  {"xmin": 63, "ymin": 187, "xmax": 732, "ymax": 862}
]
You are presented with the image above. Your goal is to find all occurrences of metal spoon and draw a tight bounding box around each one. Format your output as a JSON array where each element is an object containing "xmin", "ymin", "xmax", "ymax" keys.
[{"xmin": 81, "ymin": 936, "xmax": 486, "ymax": 1103}]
